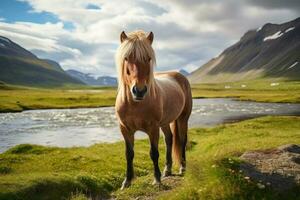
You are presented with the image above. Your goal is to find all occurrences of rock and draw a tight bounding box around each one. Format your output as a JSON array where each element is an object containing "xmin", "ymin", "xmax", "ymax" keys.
[
  {"xmin": 240, "ymin": 144, "xmax": 300, "ymax": 191},
  {"xmin": 277, "ymin": 144, "xmax": 300, "ymax": 153}
]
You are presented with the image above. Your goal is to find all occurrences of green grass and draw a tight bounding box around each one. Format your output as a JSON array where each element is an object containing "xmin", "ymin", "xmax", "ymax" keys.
[
  {"xmin": 192, "ymin": 79, "xmax": 300, "ymax": 103},
  {"xmin": 1, "ymin": 79, "xmax": 300, "ymax": 113},
  {"xmin": 162, "ymin": 116, "xmax": 300, "ymax": 200},
  {"xmin": 0, "ymin": 84, "xmax": 117, "ymax": 112},
  {"xmin": 0, "ymin": 116, "xmax": 299, "ymax": 200}
]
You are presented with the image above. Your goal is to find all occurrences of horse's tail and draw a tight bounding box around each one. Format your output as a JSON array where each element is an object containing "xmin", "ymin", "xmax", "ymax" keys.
[
  {"xmin": 171, "ymin": 73, "xmax": 192, "ymax": 165},
  {"xmin": 171, "ymin": 119, "xmax": 187, "ymax": 165},
  {"xmin": 172, "ymin": 120, "xmax": 181, "ymax": 165}
]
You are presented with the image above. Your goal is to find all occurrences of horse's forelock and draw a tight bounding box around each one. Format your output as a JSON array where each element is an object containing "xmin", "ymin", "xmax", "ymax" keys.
[
  {"xmin": 123, "ymin": 37, "xmax": 155, "ymax": 64},
  {"xmin": 116, "ymin": 31, "xmax": 156, "ymax": 98}
]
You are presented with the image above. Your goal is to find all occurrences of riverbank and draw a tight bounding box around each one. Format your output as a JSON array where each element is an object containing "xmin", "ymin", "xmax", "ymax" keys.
[
  {"xmin": 0, "ymin": 84, "xmax": 116, "ymax": 113},
  {"xmin": 1, "ymin": 80, "xmax": 299, "ymax": 113},
  {"xmin": 0, "ymin": 116, "xmax": 299, "ymax": 200}
]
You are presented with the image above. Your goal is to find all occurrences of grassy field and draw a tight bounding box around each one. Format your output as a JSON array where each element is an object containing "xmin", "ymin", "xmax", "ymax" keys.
[
  {"xmin": 0, "ymin": 116, "xmax": 299, "ymax": 200},
  {"xmin": 0, "ymin": 84, "xmax": 116, "ymax": 113},
  {"xmin": 192, "ymin": 79, "xmax": 300, "ymax": 103},
  {"xmin": 1, "ymin": 79, "xmax": 299, "ymax": 113}
]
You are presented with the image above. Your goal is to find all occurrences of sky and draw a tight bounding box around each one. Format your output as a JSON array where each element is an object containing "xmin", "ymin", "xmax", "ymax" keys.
[{"xmin": 0, "ymin": 0, "xmax": 299, "ymax": 77}]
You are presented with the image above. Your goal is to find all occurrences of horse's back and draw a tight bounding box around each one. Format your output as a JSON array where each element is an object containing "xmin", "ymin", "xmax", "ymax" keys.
[
  {"xmin": 155, "ymin": 71, "xmax": 190, "ymax": 88},
  {"xmin": 155, "ymin": 71, "xmax": 192, "ymax": 98},
  {"xmin": 155, "ymin": 71, "xmax": 192, "ymax": 120}
]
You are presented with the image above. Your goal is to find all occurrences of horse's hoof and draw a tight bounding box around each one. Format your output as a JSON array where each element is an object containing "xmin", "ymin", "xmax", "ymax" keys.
[
  {"xmin": 152, "ymin": 179, "xmax": 161, "ymax": 186},
  {"xmin": 121, "ymin": 180, "xmax": 131, "ymax": 190},
  {"xmin": 162, "ymin": 169, "xmax": 172, "ymax": 177},
  {"xmin": 179, "ymin": 167, "xmax": 186, "ymax": 175}
]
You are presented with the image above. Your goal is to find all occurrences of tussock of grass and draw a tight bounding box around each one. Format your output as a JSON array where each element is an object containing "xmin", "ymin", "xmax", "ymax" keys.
[
  {"xmin": 5, "ymin": 144, "xmax": 56, "ymax": 155},
  {"xmin": 0, "ymin": 166, "xmax": 12, "ymax": 175},
  {"xmin": 0, "ymin": 116, "xmax": 299, "ymax": 199}
]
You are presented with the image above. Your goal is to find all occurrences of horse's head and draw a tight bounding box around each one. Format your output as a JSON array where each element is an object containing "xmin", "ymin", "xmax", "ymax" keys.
[{"xmin": 116, "ymin": 30, "xmax": 155, "ymax": 101}]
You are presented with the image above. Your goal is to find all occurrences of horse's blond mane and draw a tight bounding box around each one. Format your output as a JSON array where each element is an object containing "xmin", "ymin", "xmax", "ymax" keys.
[{"xmin": 115, "ymin": 30, "xmax": 156, "ymax": 99}]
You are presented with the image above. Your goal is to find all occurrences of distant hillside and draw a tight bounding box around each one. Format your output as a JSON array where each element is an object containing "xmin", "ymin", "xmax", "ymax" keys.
[
  {"xmin": 179, "ymin": 69, "xmax": 190, "ymax": 76},
  {"xmin": 66, "ymin": 69, "xmax": 117, "ymax": 86},
  {"xmin": 0, "ymin": 36, "xmax": 84, "ymax": 87},
  {"xmin": 189, "ymin": 17, "xmax": 300, "ymax": 83}
]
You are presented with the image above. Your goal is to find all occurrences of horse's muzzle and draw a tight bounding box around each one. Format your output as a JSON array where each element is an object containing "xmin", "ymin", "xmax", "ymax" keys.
[{"xmin": 132, "ymin": 85, "xmax": 148, "ymax": 101}]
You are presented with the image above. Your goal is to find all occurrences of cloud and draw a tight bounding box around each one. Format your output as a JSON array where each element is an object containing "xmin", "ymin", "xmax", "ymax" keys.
[
  {"xmin": 0, "ymin": 0, "xmax": 299, "ymax": 75},
  {"xmin": 247, "ymin": 0, "xmax": 300, "ymax": 12},
  {"xmin": 0, "ymin": 21, "xmax": 81, "ymax": 55}
]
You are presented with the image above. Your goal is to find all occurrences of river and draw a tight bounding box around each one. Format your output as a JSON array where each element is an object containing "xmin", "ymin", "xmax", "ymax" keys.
[{"xmin": 0, "ymin": 98, "xmax": 299, "ymax": 152}]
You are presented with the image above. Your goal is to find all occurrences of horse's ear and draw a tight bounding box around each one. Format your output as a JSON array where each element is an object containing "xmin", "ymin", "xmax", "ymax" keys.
[
  {"xmin": 120, "ymin": 31, "xmax": 127, "ymax": 43},
  {"xmin": 147, "ymin": 31, "xmax": 154, "ymax": 45}
]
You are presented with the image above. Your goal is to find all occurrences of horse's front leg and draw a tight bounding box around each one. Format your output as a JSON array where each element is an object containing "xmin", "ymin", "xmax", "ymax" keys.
[
  {"xmin": 148, "ymin": 126, "xmax": 161, "ymax": 185},
  {"xmin": 120, "ymin": 125, "xmax": 134, "ymax": 190}
]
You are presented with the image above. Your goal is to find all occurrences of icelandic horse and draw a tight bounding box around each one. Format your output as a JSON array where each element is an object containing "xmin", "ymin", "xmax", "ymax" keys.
[{"xmin": 115, "ymin": 30, "xmax": 192, "ymax": 189}]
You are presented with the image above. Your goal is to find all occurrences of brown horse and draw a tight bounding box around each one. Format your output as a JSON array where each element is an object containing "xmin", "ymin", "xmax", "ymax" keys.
[{"xmin": 115, "ymin": 30, "xmax": 192, "ymax": 189}]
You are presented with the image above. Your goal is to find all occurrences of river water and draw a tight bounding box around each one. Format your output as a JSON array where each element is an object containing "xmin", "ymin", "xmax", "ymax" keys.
[{"xmin": 0, "ymin": 98, "xmax": 299, "ymax": 152}]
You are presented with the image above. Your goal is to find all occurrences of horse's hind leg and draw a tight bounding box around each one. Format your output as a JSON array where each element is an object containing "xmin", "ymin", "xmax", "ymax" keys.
[
  {"xmin": 176, "ymin": 117, "xmax": 188, "ymax": 175},
  {"xmin": 120, "ymin": 125, "xmax": 135, "ymax": 190},
  {"xmin": 161, "ymin": 125, "xmax": 173, "ymax": 177}
]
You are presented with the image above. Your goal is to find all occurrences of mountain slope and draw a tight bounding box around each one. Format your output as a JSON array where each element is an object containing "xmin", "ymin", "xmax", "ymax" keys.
[
  {"xmin": 189, "ymin": 17, "xmax": 300, "ymax": 83},
  {"xmin": 179, "ymin": 69, "xmax": 190, "ymax": 76},
  {"xmin": 66, "ymin": 69, "xmax": 117, "ymax": 86},
  {"xmin": 0, "ymin": 36, "xmax": 84, "ymax": 87}
]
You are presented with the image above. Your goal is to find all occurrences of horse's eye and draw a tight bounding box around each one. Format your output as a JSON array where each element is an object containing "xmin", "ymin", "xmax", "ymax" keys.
[{"xmin": 148, "ymin": 58, "xmax": 151, "ymax": 62}]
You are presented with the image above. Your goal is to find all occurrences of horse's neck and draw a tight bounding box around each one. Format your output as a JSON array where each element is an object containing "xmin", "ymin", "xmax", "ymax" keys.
[{"xmin": 148, "ymin": 79, "xmax": 159, "ymax": 99}]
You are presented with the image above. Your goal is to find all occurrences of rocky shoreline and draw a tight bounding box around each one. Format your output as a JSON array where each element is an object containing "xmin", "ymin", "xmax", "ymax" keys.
[{"xmin": 240, "ymin": 144, "xmax": 300, "ymax": 191}]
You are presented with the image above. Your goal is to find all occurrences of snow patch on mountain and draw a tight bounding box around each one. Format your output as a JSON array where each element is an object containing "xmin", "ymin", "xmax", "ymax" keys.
[
  {"xmin": 66, "ymin": 69, "xmax": 117, "ymax": 86},
  {"xmin": 256, "ymin": 27, "xmax": 262, "ymax": 32},
  {"xmin": 288, "ymin": 61, "xmax": 298, "ymax": 69},
  {"xmin": 263, "ymin": 31, "xmax": 283, "ymax": 41},
  {"xmin": 263, "ymin": 26, "xmax": 295, "ymax": 42},
  {"xmin": 285, "ymin": 27, "xmax": 295, "ymax": 33},
  {"xmin": 88, "ymin": 73, "xmax": 101, "ymax": 79}
]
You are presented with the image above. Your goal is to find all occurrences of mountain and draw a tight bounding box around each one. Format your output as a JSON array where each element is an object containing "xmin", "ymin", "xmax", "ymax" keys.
[
  {"xmin": 0, "ymin": 36, "xmax": 36, "ymax": 58},
  {"xmin": 0, "ymin": 36, "xmax": 84, "ymax": 87},
  {"xmin": 189, "ymin": 17, "xmax": 300, "ymax": 83},
  {"xmin": 66, "ymin": 69, "xmax": 117, "ymax": 86},
  {"xmin": 179, "ymin": 69, "xmax": 190, "ymax": 76}
]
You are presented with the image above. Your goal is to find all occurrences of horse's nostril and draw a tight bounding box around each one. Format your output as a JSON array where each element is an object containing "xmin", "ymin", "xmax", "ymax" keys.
[
  {"xmin": 132, "ymin": 86, "xmax": 137, "ymax": 95},
  {"xmin": 132, "ymin": 85, "xmax": 147, "ymax": 98}
]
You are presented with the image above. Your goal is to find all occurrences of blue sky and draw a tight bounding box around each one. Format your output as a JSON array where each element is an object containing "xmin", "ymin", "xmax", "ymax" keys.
[
  {"xmin": 0, "ymin": 0, "xmax": 57, "ymax": 23},
  {"xmin": 0, "ymin": 0, "xmax": 77, "ymax": 29},
  {"xmin": 0, "ymin": 0, "xmax": 299, "ymax": 76}
]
